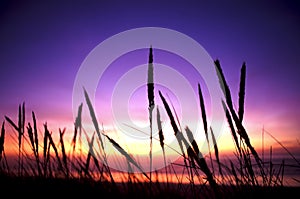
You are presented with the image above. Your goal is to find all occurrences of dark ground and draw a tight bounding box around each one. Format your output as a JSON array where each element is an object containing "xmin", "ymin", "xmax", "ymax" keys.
[{"xmin": 1, "ymin": 174, "xmax": 299, "ymax": 199}]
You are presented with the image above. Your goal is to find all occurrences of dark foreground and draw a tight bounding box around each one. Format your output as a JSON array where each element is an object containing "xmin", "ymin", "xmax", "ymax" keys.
[{"xmin": 1, "ymin": 174, "xmax": 300, "ymax": 199}]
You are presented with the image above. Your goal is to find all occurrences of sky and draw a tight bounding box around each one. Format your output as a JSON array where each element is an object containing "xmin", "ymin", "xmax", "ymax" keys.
[{"xmin": 0, "ymin": 0, "xmax": 300, "ymax": 169}]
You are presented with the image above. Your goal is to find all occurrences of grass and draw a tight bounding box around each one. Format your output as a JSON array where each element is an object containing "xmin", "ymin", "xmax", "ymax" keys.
[{"xmin": 0, "ymin": 47, "xmax": 300, "ymax": 198}]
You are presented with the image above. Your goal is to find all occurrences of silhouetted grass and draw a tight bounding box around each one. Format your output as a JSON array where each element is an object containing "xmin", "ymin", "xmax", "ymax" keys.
[
  {"xmin": 147, "ymin": 45, "xmax": 155, "ymax": 188},
  {"xmin": 0, "ymin": 47, "xmax": 299, "ymax": 198},
  {"xmin": 157, "ymin": 106, "xmax": 169, "ymax": 185}
]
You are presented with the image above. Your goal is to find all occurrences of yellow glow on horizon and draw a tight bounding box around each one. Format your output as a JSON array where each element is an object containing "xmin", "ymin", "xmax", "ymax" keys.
[{"xmin": 3, "ymin": 112, "xmax": 300, "ymax": 168}]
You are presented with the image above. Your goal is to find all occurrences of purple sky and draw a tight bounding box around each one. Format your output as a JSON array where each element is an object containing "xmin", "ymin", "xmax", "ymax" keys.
[{"xmin": 1, "ymin": 0, "xmax": 300, "ymax": 155}]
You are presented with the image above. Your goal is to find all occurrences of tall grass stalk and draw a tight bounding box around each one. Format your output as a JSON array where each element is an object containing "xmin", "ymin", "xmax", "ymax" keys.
[
  {"xmin": 84, "ymin": 131, "xmax": 95, "ymax": 177},
  {"xmin": 5, "ymin": 102, "xmax": 25, "ymax": 176},
  {"xmin": 215, "ymin": 60, "xmax": 265, "ymax": 181},
  {"xmin": 44, "ymin": 124, "xmax": 64, "ymax": 176},
  {"xmin": 158, "ymin": 91, "xmax": 189, "ymax": 171},
  {"xmin": 69, "ymin": 103, "xmax": 83, "ymax": 177},
  {"xmin": 185, "ymin": 126, "xmax": 200, "ymax": 158},
  {"xmin": 72, "ymin": 103, "xmax": 83, "ymax": 155},
  {"xmin": 104, "ymin": 133, "xmax": 150, "ymax": 180},
  {"xmin": 83, "ymin": 88, "xmax": 115, "ymax": 184},
  {"xmin": 210, "ymin": 127, "xmax": 223, "ymax": 177},
  {"xmin": 222, "ymin": 100, "xmax": 241, "ymax": 155},
  {"xmin": 0, "ymin": 121, "xmax": 8, "ymax": 172},
  {"xmin": 198, "ymin": 83, "xmax": 214, "ymax": 172},
  {"xmin": 83, "ymin": 89, "xmax": 105, "ymax": 154},
  {"xmin": 238, "ymin": 63, "xmax": 246, "ymax": 122},
  {"xmin": 0, "ymin": 121, "xmax": 5, "ymax": 162},
  {"xmin": 59, "ymin": 128, "xmax": 68, "ymax": 177},
  {"xmin": 167, "ymin": 93, "xmax": 182, "ymax": 132},
  {"xmin": 159, "ymin": 90, "xmax": 219, "ymax": 196},
  {"xmin": 159, "ymin": 90, "xmax": 194, "ymax": 189},
  {"xmin": 184, "ymin": 126, "xmax": 198, "ymax": 196},
  {"xmin": 185, "ymin": 126, "xmax": 204, "ymax": 184},
  {"xmin": 43, "ymin": 123, "xmax": 49, "ymax": 176},
  {"xmin": 147, "ymin": 45, "xmax": 155, "ymax": 186},
  {"xmin": 83, "ymin": 88, "xmax": 150, "ymax": 183},
  {"xmin": 32, "ymin": 111, "xmax": 41, "ymax": 176},
  {"xmin": 26, "ymin": 119, "xmax": 41, "ymax": 176},
  {"xmin": 157, "ymin": 107, "xmax": 169, "ymax": 185}
]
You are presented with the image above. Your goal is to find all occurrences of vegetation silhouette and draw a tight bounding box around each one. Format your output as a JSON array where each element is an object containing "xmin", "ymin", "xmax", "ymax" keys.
[{"xmin": 0, "ymin": 47, "xmax": 299, "ymax": 198}]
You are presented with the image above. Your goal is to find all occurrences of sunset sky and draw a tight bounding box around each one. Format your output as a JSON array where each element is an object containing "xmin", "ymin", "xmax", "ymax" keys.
[{"xmin": 0, "ymin": 0, "xmax": 300, "ymax": 169}]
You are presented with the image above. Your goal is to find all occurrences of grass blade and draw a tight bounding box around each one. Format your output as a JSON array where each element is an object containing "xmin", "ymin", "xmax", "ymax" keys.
[
  {"xmin": 104, "ymin": 134, "xmax": 150, "ymax": 180},
  {"xmin": 210, "ymin": 127, "xmax": 223, "ymax": 177},
  {"xmin": 73, "ymin": 103, "xmax": 83, "ymax": 151},
  {"xmin": 18, "ymin": 104, "xmax": 22, "ymax": 150},
  {"xmin": 59, "ymin": 128, "xmax": 68, "ymax": 176},
  {"xmin": 84, "ymin": 131, "xmax": 95, "ymax": 176},
  {"xmin": 167, "ymin": 93, "xmax": 182, "ymax": 132},
  {"xmin": 31, "ymin": 111, "xmax": 41, "ymax": 176},
  {"xmin": 185, "ymin": 126, "xmax": 200, "ymax": 156},
  {"xmin": 4, "ymin": 116, "xmax": 18, "ymax": 132},
  {"xmin": 159, "ymin": 91, "xmax": 219, "ymax": 192},
  {"xmin": 45, "ymin": 124, "xmax": 63, "ymax": 174},
  {"xmin": 159, "ymin": 90, "xmax": 191, "ymax": 183},
  {"xmin": 198, "ymin": 83, "xmax": 214, "ymax": 171},
  {"xmin": 84, "ymin": 88, "xmax": 117, "ymax": 185},
  {"xmin": 222, "ymin": 100, "xmax": 241, "ymax": 155},
  {"xmin": 5, "ymin": 103, "xmax": 25, "ymax": 176},
  {"xmin": 214, "ymin": 59, "xmax": 234, "ymax": 111},
  {"xmin": 84, "ymin": 88, "xmax": 105, "ymax": 152},
  {"xmin": 22, "ymin": 102, "xmax": 25, "ymax": 138},
  {"xmin": 43, "ymin": 123, "xmax": 49, "ymax": 176},
  {"xmin": 159, "ymin": 91, "xmax": 179, "ymax": 135},
  {"xmin": 264, "ymin": 129, "xmax": 300, "ymax": 165},
  {"xmin": 159, "ymin": 91, "xmax": 187, "ymax": 159}
]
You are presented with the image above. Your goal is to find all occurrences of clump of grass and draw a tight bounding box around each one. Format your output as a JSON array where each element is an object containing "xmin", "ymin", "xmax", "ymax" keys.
[
  {"xmin": 84, "ymin": 88, "xmax": 149, "ymax": 181},
  {"xmin": 26, "ymin": 111, "xmax": 42, "ymax": 176},
  {"xmin": 0, "ymin": 47, "xmax": 299, "ymax": 199},
  {"xmin": 44, "ymin": 123, "xmax": 64, "ymax": 176},
  {"xmin": 215, "ymin": 60, "xmax": 266, "ymax": 183},
  {"xmin": 159, "ymin": 90, "xmax": 219, "ymax": 197},
  {"xmin": 5, "ymin": 102, "xmax": 25, "ymax": 176},
  {"xmin": 158, "ymin": 91, "xmax": 189, "ymax": 172},
  {"xmin": 84, "ymin": 88, "xmax": 116, "ymax": 185}
]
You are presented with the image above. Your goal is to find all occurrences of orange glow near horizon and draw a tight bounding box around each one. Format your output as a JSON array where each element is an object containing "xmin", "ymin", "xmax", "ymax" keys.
[{"xmin": 3, "ymin": 113, "xmax": 300, "ymax": 162}]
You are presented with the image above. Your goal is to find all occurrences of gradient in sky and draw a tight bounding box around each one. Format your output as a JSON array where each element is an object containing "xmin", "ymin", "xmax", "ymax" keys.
[{"xmin": 1, "ymin": 0, "xmax": 300, "ymax": 171}]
